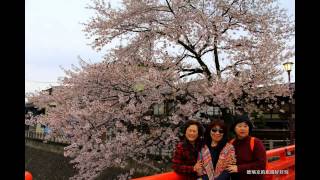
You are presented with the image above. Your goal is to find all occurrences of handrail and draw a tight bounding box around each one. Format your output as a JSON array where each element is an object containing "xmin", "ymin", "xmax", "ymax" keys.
[
  {"xmin": 25, "ymin": 130, "xmax": 70, "ymax": 144},
  {"xmin": 265, "ymin": 145, "xmax": 295, "ymax": 180},
  {"xmin": 132, "ymin": 145, "xmax": 295, "ymax": 180}
]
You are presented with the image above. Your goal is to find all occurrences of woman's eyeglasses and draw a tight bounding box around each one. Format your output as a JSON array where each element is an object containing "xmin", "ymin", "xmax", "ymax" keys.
[{"xmin": 211, "ymin": 128, "xmax": 224, "ymax": 134}]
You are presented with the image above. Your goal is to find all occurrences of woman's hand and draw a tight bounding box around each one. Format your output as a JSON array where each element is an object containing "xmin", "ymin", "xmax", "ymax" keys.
[
  {"xmin": 226, "ymin": 165, "xmax": 238, "ymax": 173},
  {"xmin": 193, "ymin": 160, "xmax": 203, "ymax": 174}
]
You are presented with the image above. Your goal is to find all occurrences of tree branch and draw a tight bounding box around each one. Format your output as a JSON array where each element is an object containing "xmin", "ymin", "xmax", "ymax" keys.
[
  {"xmin": 221, "ymin": 15, "xmax": 234, "ymax": 34},
  {"xmin": 177, "ymin": 40, "xmax": 211, "ymax": 80},
  {"xmin": 193, "ymin": 35, "xmax": 203, "ymax": 48},
  {"xmin": 180, "ymin": 72, "xmax": 199, "ymax": 79},
  {"xmin": 212, "ymin": 24, "xmax": 221, "ymax": 79},
  {"xmin": 199, "ymin": 35, "xmax": 212, "ymax": 55},
  {"xmin": 213, "ymin": 43, "xmax": 221, "ymax": 79},
  {"xmin": 179, "ymin": 68, "xmax": 204, "ymax": 78},
  {"xmin": 174, "ymin": 49, "xmax": 187, "ymax": 65},
  {"xmin": 201, "ymin": 48, "xmax": 214, "ymax": 56},
  {"xmin": 177, "ymin": 40, "xmax": 198, "ymax": 56},
  {"xmin": 181, "ymin": 68, "xmax": 204, "ymax": 72},
  {"xmin": 164, "ymin": 0, "xmax": 192, "ymax": 48},
  {"xmin": 165, "ymin": 0, "xmax": 175, "ymax": 15},
  {"xmin": 221, "ymin": 59, "xmax": 247, "ymax": 73},
  {"xmin": 221, "ymin": 0, "xmax": 238, "ymax": 17}
]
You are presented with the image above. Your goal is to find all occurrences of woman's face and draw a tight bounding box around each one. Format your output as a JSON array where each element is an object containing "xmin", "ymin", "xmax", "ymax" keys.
[
  {"xmin": 210, "ymin": 125, "xmax": 224, "ymax": 143},
  {"xmin": 185, "ymin": 124, "xmax": 199, "ymax": 143},
  {"xmin": 235, "ymin": 122, "xmax": 249, "ymax": 139}
]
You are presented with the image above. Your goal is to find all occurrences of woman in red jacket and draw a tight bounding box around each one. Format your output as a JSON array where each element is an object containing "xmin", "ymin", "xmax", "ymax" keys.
[
  {"xmin": 172, "ymin": 119, "xmax": 204, "ymax": 180},
  {"xmin": 227, "ymin": 115, "xmax": 267, "ymax": 180}
]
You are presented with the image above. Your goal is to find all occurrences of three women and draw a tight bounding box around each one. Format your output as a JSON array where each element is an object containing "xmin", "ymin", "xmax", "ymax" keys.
[{"xmin": 173, "ymin": 115, "xmax": 267, "ymax": 180}]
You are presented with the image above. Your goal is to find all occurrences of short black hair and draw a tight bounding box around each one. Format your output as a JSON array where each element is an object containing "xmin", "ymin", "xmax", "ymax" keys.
[{"xmin": 230, "ymin": 114, "xmax": 253, "ymax": 135}]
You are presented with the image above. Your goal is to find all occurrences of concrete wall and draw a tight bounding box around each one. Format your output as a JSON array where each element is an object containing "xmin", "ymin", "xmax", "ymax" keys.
[
  {"xmin": 25, "ymin": 138, "xmax": 65, "ymax": 155},
  {"xmin": 25, "ymin": 138, "xmax": 166, "ymax": 179}
]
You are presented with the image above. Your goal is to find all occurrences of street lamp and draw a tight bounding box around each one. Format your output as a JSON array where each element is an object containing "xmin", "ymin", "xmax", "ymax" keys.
[
  {"xmin": 283, "ymin": 61, "xmax": 294, "ymax": 144},
  {"xmin": 283, "ymin": 62, "xmax": 294, "ymax": 83}
]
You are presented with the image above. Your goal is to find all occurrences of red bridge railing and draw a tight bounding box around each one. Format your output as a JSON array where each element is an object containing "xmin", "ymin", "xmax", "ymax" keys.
[
  {"xmin": 265, "ymin": 145, "xmax": 295, "ymax": 180},
  {"xmin": 132, "ymin": 145, "xmax": 295, "ymax": 180}
]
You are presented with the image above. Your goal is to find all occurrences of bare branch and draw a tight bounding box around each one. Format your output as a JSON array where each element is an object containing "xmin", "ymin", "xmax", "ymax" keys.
[
  {"xmin": 193, "ymin": 35, "xmax": 203, "ymax": 48},
  {"xmin": 178, "ymin": 39, "xmax": 211, "ymax": 79},
  {"xmin": 199, "ymin": 35, "xmax": 212, "ymax": 55},
  {"xmin": 221, "ymin": 0, "xmax": 239, "ymax": 17},
  {"xmin": 181, "ymin": 68, "xmax": 203, "ymax": 72},
  {"xmin": 165, "ymin": 0, "xmax": 175, "ymax": 15},
  {"xmin": 221, "ymin": 16, "xmax": 235, "ymax": 34},
  {"xmin": 180, "ymin": 71, "xmax": 202, "ymax": 78},
  {"xmin": 221, "ymin": 60, "xmax": 247, "ymax": 73},
  {"xmin": 201, "ymin": 48, "xmax": 214, "ymax": 56},
  {"xmin": 177, "ymin": 40, "xmax": 198, "ymax": 56}
]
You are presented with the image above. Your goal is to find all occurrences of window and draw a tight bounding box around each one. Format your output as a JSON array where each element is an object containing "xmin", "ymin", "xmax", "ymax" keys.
[{"xmin": 153, "ymin": 103, "xmax": 165, "ymax": 116}]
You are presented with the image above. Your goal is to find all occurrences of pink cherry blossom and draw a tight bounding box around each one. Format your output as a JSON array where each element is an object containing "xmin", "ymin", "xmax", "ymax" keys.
[{"xmin": 26, "ymin": 0, "xmax": 294, "ymax": 179}]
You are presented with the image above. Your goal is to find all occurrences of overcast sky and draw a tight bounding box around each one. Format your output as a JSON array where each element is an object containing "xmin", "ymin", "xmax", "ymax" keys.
[{"xmin": 25, "ymin": 0, "xmax": 295, "ymax": 94}]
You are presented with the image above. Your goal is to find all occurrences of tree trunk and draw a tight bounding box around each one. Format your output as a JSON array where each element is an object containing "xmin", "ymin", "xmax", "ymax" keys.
[{"xmin": 213, "ymin": 39, "xmax": 221, "ymax": 79}]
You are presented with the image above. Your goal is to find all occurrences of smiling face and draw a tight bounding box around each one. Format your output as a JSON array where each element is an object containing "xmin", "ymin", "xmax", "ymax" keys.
[
  {"xmin": 210, "ymin": 125, "xmax": 224, "ymax": 143},
  {"xmin": 235, "ymin": 122, "xmax": 250, "ymax": 139},
  {"xmin": 185, "ymin": 124, "xmax": 199, "ymax": 144}
]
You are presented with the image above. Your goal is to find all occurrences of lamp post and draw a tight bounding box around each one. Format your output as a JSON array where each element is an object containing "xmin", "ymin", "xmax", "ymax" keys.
[{"xmin": 283, "ymin": 62, "xmax": 294, "ymax": 144}]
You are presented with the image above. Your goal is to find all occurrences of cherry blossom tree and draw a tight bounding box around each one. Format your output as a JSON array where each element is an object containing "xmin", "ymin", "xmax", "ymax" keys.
[{"xmin": 26, "ymin": 0, "xmax": 294, "ymax": 179}]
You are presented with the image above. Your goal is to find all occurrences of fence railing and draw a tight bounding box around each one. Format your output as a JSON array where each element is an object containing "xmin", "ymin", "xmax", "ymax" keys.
[
  {"xmin": 25, "ymin": 130, "xmax": 70, "ymax": 145},
  {"xmin": 265, "ymin": 145, "xmax": 295, "ymax": 180},
  {"xmin": 145, "ymin": 139, "xmax": 291, "ymax": 157},
  {"xmin": 262, "ymin": 139, "xmax": 292, "ymax": 150}
]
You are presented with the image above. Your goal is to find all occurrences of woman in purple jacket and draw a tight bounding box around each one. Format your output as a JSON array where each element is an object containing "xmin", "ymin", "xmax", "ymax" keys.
[{"xmin": 227, "ymin": 115, "xmax": 267, "ymax": 180}]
